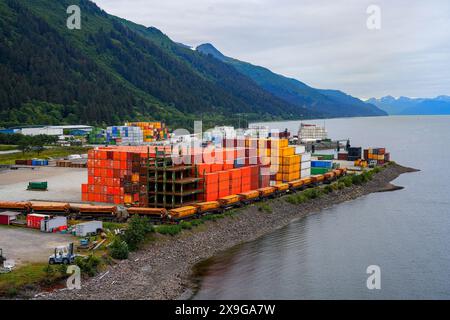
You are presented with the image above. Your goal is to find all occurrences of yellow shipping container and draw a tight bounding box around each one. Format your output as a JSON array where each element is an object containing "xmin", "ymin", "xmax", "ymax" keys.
[
  {"xmin": 280, "ymin": 147, "xmax": 295, "ymax": 157},
  {"xmin": 279, "ymin": 163, "xmax": 299, "ymax": 173},
  {"xmin": 283, "ymin": 171, "xmax": 300, "ymax": 182},
  {"xmin": 282, "ymin": 155, "xmax": 301, "ymax": 166}
]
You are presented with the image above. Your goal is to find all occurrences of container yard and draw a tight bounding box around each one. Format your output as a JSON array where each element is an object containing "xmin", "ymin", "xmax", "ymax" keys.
[{"xmin": 0, "ymin": 123, "xmax": 393, "ymax": 298}]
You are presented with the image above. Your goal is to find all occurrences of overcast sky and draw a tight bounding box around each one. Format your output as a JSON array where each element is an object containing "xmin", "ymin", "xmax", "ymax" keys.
[{"xmin": 94, "ymin": 0, "xmax": 450, "ymax": 99}]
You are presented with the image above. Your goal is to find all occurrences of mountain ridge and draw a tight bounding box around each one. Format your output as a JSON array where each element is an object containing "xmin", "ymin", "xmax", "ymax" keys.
[
  {"xmin": 367, "ymin": 96, "xmax": 450, "ymax": 115},
  {"xmin": 196, "ymin": 43, "xmax": 387, "ymax": 118}
]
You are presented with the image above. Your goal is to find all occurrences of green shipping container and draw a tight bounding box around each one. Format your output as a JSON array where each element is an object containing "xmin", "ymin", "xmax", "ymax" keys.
[
  {"xmin": 311, "ymin": 167, "xmax": 330, "ymax": 175},
  {"xmin": 312, "ymin": 154, "xmax": 335, "ymax": 160},
  {"xmin": 27, "ymin": 181, "xmax": 48, "ymax": 190}
]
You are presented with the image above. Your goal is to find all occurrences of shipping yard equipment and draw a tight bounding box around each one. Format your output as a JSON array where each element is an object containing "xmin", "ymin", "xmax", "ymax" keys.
[
  {"xmin": 218, "ymin": 195, "xmax": 241, "ymax": 209},
  {"xmin": 288, "ymin": 179, "xmax": 305, "ymax": 191},
  {"xmin": 273, "ymin": 183, "xmax": 290, "ymax": 196},
  {"xmin": 73, "ymin": 221, "xmax": 103, "ymax": 237},
  {"xmin": 30, "ymin": 201, "xmax": 70, "ymax": 214},
  {"xmin": 27, "ymin": 181, "xmax": 48, "ymax": 191},
  {"xmin": 193, "ymin": 201, "xmax": 221, "ymax": 214},
  {"xmin": 48, "ymin": 243, "xmax": 76, "ymax": 265},
  {"xmin": 323, "ymin": 171, "xmax": 336, "ymax": 183},
  {"xmin": 237, "ymin": 190, "xmax": 260, "ymax": 204},
  {"xmin": 70, "ymin": 204, "xmax": 118, "ymax": 220},
  {"xmin": 127, "ymin": 207, "xmax": 168, "ymax": 223},
  {"xmin": 311, "ymin": 174, "xmax": 325, "ymax": 185},
  {"xmin": 167, "ymin": 206, "xmax": 198, "ymax": 221},
  {"xmin": 257, "ymin": 186, "xmax": 276, "ymax": 198}
]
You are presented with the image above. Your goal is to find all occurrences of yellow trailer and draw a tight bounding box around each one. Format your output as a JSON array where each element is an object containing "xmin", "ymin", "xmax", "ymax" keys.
[
  {"xmin": 288, "ymin": 179, "xmax": 304, "ymax": 190},
  {"xmin": 311, "ymin": 174, "xmax": 325, "ymax": 184},
  {"xmin": 274, "ymin": 183, "xmax": 289, "ymax": 193},
  {"xmin": 218, "ymin": 195, "xmax": 241, "ymax": 207},
  {"xmin": 193, "ymin": 201, "xmax": 220, "ymax": 213},
  {"xmin": 238, "ymin": 190, "xmax": 260, "ymax": 203},
  {"xmin": 168, "ymin": 206, "xmax": 198, "ymax": 220},
  {"xmin": 258, "ymin": 187, "xmax": 276, "ymax": 198}
]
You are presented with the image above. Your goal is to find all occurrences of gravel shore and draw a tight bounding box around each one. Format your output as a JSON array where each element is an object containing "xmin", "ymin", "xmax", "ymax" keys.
[{"xmin": 38, "ymin": 163, "xmax": 417, "ymax": 300}]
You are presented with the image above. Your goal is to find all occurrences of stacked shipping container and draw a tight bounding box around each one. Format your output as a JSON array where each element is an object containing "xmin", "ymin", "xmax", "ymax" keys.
[
  {"xmin": 125, "ymin": 122, "xmax": 169, "ymax": 142},
  {"xmin": 82, "ymin": 138, "xmax": 310, "ymax": 207},
  {"xmin": 364, "ymin": 148, "xmax": 390, "ymax": 165}
]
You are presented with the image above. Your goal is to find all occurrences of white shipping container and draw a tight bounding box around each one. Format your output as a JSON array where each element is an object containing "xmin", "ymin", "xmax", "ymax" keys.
[
  {"xmin": 301, "ymin": 168, "xmax": 311, "ymax": 178},
  {"xmin": 295, "ymin": 146, "xmax": 306, "ymax": 154},
  {"xmin": 41, "ymin": 216, "xmax": 67, "ymax": 233},
  {"xmin": 301, "ymin": 153, "xmax": 311, "ymax": 162},
  {"xmin": 74, "ymin": 221, "xmax": 103, "ymax": 237},
  {"xmin": 301, "ymin": 161, "xmax": 311, "ymax": 170}
]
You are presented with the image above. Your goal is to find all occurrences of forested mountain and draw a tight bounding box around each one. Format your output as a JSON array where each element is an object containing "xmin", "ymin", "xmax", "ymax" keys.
[
  {"xmin": 196, "ymin": 43, "xmax": 386, "ymax": 117},
  {"xmin": 367, "ymin": 96, "xmax": 450, "ymax": 115},
  {"xmin": 0, "ymin": 0, "xmax": 320, "ymax": 129}
]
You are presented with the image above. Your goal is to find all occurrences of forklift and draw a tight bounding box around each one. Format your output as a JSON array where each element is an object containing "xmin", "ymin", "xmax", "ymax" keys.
[{"xmin": 48, "ymin": 243, "xmax": 76, "ymax": 265}]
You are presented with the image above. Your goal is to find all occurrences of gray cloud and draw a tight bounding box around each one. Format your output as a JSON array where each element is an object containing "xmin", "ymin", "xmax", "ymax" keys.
[{"xmin": 94, "ymin": 0, "xmax": 450, "ymax": 99}]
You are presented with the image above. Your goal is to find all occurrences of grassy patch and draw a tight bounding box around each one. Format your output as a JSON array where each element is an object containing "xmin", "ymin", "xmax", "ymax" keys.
[
  {"xmin": 257, "ymin": 202, "xmax": 272, "ymax": 213},
  {"xmin": 190, "ymin": 219, "xmax": 204, "ymax": 227},
  {"xmin": 201, "ymin": 214, "xmax": 225, "ymax": 222},
  {"xmin": 180, "ymin": 221, "xmax": 193, "ymax": 230},
  {"xmin": 0, "ymin": 146, "xmax": 91, "ymax": 164},
  {"xmin": 0, "ymin": 263, "xmax": 66, "ymax": 298},
  {"xmin": 102, "ymin": 221, "xmax": 127, "ymax": 232},
  {"xmin": 0, "ymin": 144, "xmax": 18, "ymax": 151},
  {"xmin": 155, "ymin": 224, "xmax": 182, "ymax": 236}
]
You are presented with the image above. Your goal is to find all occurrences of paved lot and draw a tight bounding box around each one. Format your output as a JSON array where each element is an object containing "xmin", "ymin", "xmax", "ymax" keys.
[
  {"xmin": 0, "ymin": 226, "xmax": 75, "ymax": 266},
  {"xmin": 0, "ymin": 166, "xmax": 86, "ymax": 202}
]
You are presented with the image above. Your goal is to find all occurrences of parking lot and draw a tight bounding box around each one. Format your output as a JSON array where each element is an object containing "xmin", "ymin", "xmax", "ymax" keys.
[
  {"xmin": 0, "ymin": 226, "xmax": 75, "ymax": 266},
  {"xmin": 0, "ymin": 166, "xmax": 86, "ymax": 202}
]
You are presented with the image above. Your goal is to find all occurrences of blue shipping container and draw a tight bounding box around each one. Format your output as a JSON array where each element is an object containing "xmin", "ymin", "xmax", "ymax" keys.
[{"xmin": 311, "ymin": 160, "xmax": 332, "ymax": 168}]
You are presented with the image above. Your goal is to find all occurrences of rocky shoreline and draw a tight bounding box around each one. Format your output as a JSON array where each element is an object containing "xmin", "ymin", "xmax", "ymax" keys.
[{"xmin": 38, "ymin": 163, "xmax": 417, "ymax": 300}]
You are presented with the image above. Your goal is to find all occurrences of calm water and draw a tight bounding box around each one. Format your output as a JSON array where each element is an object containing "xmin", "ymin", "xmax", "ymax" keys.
[{"xmin": 193, "ymin": 116, "xmax": 450, "ymax": 299}]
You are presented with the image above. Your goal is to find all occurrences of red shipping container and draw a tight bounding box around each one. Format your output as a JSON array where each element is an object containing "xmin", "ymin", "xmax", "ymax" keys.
[{"xmin": 27, "ymin": 214, "xmax": 49, "ymax": 229}]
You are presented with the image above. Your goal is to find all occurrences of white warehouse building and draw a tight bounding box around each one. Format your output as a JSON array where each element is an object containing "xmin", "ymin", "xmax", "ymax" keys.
[{"xmin": 20, "ymin": 125, "xmax": 92, "ymax": 136}]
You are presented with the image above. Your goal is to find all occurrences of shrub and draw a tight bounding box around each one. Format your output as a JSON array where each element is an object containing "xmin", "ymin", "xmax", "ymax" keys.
[
  {"xmin": 109, "ymin": 239, "xmax": 129, "ymax": 260},
  {"xmin": 191, "ymin": 219, "xmax": 204, "ymax": 227},
  {"xmin": 303, "ymin": 188, "xmax": 322, "ymax": 199},
  {"xmin": 75, "ymin": 255, "xmax": 101, "ymax": 277},
  {"xmin": 123, "ymin": 215, "xmax": 154, "ymax": 251},
  {"xmin": 285, "ymin": 193, "xmax": 308, "ymax": 205},
  {"xmin": 323, "ymin": 185, "xmax": 333, "ymax": 194},
  {"xmin": 351, "ymin": 174, "xmax": 364, "ymax": 185},
  {"xmin": 180, "ymin": 221, "xmax": 193, "ymax": 230},
  {"xmin": 337, "ymin": 182, "xmax": 346, "ymax": 190},
  {"xmin": 156, "ymin": 224, "xmax": 182, "ymax": 236},
  {"xmin": 341, "ymin": 176, "xmax": 353, "ymax": 187}
]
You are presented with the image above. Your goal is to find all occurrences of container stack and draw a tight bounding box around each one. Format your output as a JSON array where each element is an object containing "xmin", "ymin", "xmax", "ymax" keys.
[
  {"xmin": 364, "ymin": 148, "xmax": 390, "ymax": 165},
  {"xmin": 88, "ymin": 128, "xmax": 106, "ymax": 145},
  {"xmin": 300, "ymin": 152, "xmax": 311, "ymax": 178},
  {"xmin": 125, "ymin": 122, "xmax": 169, "ymax": 142},
  {"xmin": 311, "ymin": 160, "xmax": 333, "ymax": 175},
  {"xmin": 106, "ymin": 126, "xmax": 144, "ymax": 145},
  {"xmin": 15, "ymin": 159, "xmax": 49, "ymax": 166},
  {"xmin": 347, "ymin": 147, "xmax": 362, "ymax": 161},
  {"xmin": 81, "ymin": 148, "xmax": 142, "ymax": 204}
]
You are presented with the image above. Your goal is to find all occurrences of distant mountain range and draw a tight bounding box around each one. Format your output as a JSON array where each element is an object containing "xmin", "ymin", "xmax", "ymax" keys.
[
  {"xmin": 0, "ymin": 0, "xmax": 385, "ymax": 130},
  {"xmin": 367, "ymin": 96, "xmax": 450, "ymax": 115},
  {"xmin": 196, "ymin": 43, "xmax": 386, "ymax": 118}
]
